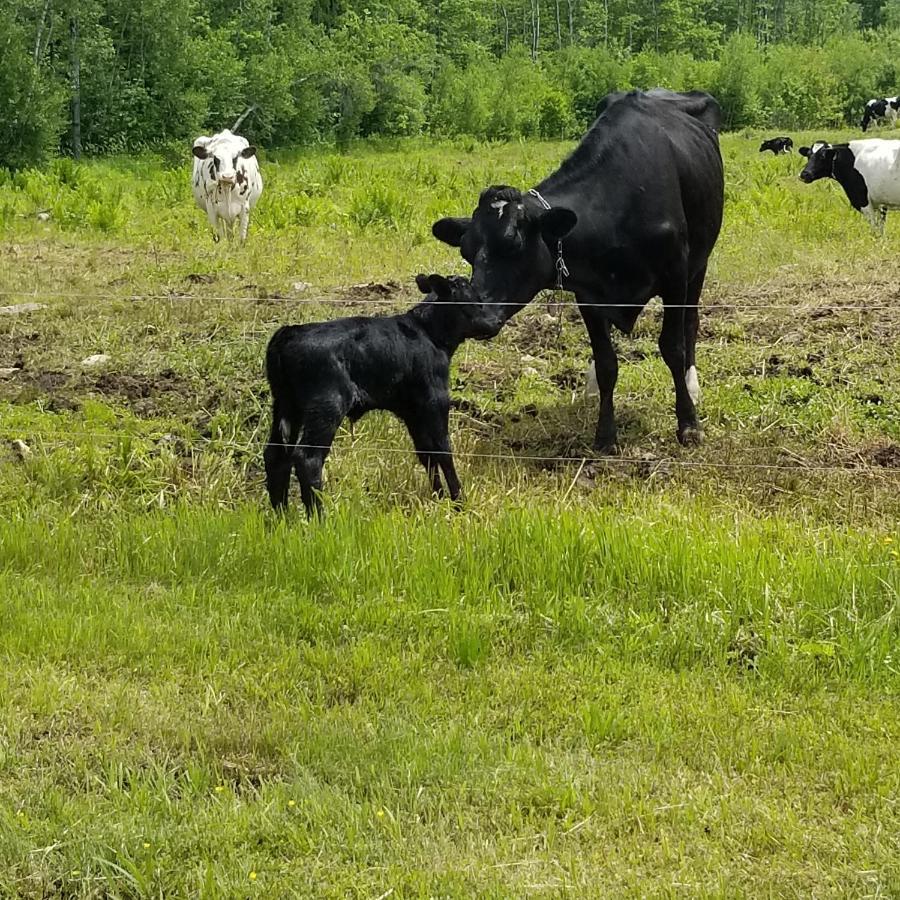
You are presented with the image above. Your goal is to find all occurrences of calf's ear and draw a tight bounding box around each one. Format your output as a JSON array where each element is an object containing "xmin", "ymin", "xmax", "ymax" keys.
[
  {"xmin": 540, "ymin": 207, "xmax": 577, "ymax": 241},
  {"xmin": 798, "ymin": 146, "xmax": 811, "ymax": 157},
  {"xmin": 241, "ymin": 146, "xmax": 257, "ymax": 159},
  {"xmin": 415, "ymin": 274, "xmax": 432, "ymax": 294},
  {"xmin": 426, "ymin": 274, "xmax": 451, "ymax": 298},
  {"xmin": 192, "ymin": 145, "xmax": 209, "ymax": 160},
  {"xmin": 432, "ymin": 217, "xmax": 471, "ymax": 247}
]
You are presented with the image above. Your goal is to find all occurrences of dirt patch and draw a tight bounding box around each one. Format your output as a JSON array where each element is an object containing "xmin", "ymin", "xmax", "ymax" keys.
[
  {"xmin": 868, "ymin": 444, "xmax": 900, "ymax": 468},
  {"xmin": 90, "ymin": 369, "xmax": 189, "ymax": 402}
]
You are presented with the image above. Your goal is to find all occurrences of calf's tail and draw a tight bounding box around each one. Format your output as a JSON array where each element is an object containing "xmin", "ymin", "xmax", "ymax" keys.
[{"xmin": 265, "ymin": 327, "xmax": 300, "ymax": 449}]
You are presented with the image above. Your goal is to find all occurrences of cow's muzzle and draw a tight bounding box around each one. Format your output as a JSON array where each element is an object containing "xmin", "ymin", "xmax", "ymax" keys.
[
  {"xmin": 218, "ymin": 175, "xmax": 236, "ymax": 186},
  {"xmin": 799, "ymin": 172, "xmax": 813, "ymax": 183}
]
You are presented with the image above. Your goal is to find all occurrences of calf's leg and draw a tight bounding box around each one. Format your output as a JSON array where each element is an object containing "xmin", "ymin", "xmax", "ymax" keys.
[
  {"xmin": 264, "ymin": 406, "xmax": 294, "ymax": 510},
  {"xmin": 294, "ymin": 411, "xmax": 342, "ymax": 519},
  {"xmin": 405, "ymin": 399, "xmax": 462, "ymax": 502}
]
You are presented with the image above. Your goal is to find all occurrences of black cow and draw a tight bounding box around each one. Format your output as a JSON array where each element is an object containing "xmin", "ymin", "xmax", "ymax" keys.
[
  {"xmin": 861, "ymin": 97, "xmax": 900, "ymax": 132},
  {"xmin": 759, "ymin": 137, "xmax": 793, "ymax": 154},
  {"xmin": 263, "ymin": 274, "xmax": 502, "ymax": 516},
  {"xmin": 432, "ymin": 89, "xmax": 724, "ymax": 450}
]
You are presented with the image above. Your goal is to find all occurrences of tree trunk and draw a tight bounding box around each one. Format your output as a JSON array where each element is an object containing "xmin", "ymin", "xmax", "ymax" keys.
[
  {"xmin": 531, "ymin": 0, "xmax": 540, "ymax": 60},
  {"xmin": 567, "ymin": 0, "xmax": 574, "ymax": 44},
  {"xmin": 34, "ymin": 0, "xmax": 53, "ymax": 64},
  {"xmin": 70, "ymin": 14, "xmax": 82, "ymax": 159},
  {"xmin": 500, "ymin": 4, "xmax": 510, "ymax": 52},
  {"xmin": 555, "ymin": 0, "xmax": 562, "ymax": 48}
]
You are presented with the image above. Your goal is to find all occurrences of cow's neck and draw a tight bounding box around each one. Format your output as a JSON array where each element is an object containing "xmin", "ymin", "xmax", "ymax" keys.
[{"xmin": 831, "ymin": 149, "xmax": 869, "ymax": 211}]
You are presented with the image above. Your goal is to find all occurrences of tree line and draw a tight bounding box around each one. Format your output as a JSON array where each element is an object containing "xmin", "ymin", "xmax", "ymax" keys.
[{"xmin": 4, "ymin": 0, "xmax": 900, "ymax": 168}]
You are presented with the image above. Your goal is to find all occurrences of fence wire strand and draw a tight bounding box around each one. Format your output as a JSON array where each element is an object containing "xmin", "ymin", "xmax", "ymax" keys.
[
  {"xmin": 4, "ymin": 430, "xmax": 899, "ymax": 476},
  {"xmin": 2, "ymin": 288, "xmax": 899, "ymax": 312}
]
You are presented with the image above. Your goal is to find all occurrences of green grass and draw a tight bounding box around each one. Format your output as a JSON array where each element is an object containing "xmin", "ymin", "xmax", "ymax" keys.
[{"xmin": 1, "ymin": 130, "xmax": 899, "ymax": 896}]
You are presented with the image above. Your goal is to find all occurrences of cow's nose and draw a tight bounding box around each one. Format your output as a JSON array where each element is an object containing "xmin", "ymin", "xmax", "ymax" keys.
[{"xmin": 219, "ymin": 175, "xmax": 235, "ymax": 184}]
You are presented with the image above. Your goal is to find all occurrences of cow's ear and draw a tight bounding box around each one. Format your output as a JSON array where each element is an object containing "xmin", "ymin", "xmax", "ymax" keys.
[
  {"xmin": 426, "ymin": 274, "xmax": 451, "ymax": 298},
  {"xmin": 799, "ymin": 146, "xmax": 811, "ymax": 158},
  {"xmin": 540, "ymin": 207, "xmax": 577, "ymax": 241},
  {"xmin": 432, "ymin": 217, "xmax": 471, "ymax": 248},
  {"xmin": 415, "ymin": 273, "xmax": 432, "ymax": 294},
  {"xmin": 192, "ymin": 145, "xmax": 209, "ymax": 160},
  {"xmin": 241, "ymin": 146, "xmax": 257, "ymax": 159}
]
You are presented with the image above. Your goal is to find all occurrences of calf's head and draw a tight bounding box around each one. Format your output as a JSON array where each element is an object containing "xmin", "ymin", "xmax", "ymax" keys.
[
  {"xmin": 192, "ymin": 142, "xmax": 257, "ymax": 186},
  {"xmin": 431, "ymin": 186, "xmax": 577, "ymax": 324},
  {"xmin": 415, "ymin": 273, "xmax": 504, "ymax": 341},
  {"xmin": 798, "ymin": 142, "xmax": 833, "ymax": 182}
]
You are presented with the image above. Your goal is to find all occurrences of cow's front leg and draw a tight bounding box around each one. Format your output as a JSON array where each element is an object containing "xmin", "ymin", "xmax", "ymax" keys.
[
  {"xmin": 239, "ymin": 207, "xmax": 251, "ymax": 243},
  {"xmin": 206, "ymin": 208, "xmax": 221, "ymax": 243},
  {"xmin": 579, "ymin": 303, "xmax": 619, "ymax": 453}
]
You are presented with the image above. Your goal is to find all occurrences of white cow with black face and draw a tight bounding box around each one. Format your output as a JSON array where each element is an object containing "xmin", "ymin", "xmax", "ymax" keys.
[
  {"xmin": 191, "ymin": 129, "xmax": 263, "ymax": 243},
  {"xmin": 799, "ymin": 139, "xmax": 900, "ymax": 234}
]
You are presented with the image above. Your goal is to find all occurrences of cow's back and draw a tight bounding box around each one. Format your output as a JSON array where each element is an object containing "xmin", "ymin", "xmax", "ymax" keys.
[{"xmin": 596, "ymin": 89, "xmax": 722, "ymax": 134}]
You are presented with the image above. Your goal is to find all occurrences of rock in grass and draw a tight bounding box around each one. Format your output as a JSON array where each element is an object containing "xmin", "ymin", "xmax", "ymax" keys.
[
  {"xmin": 81, "ymin": 354, "xmax": 111, "ymax": 368},
  {"xmin": 11, "ymin": 440, "xmax": 32, "ymax": 461},
  {"xmin": 0, "ymin": 303, "xmax": 46, "ymax": 316}
]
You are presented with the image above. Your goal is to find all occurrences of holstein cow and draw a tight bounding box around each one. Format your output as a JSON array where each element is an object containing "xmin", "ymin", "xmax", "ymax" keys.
[
  {"xmin": 860, "ymin": 97, "xmax": 900, "ymax": 132},
  {"xmin": 191, "ymin": 129, "xmax": 263, "ymax": 242},
  {"xmin": 432, "ymin": 89, "xmax": 724, "ymax": 450},
  {"xmin": 799, "ymin": 139, "xmax": 900, "ymax": 234},
  {"xmin": 759, "ymin": 137, "xmax": 793, "ymax": 154}
]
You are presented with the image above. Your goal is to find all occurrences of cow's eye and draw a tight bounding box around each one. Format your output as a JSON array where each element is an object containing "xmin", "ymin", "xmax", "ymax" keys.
[
  {"xmin": 233, "ymin": 156, "xmax": 238, "ymax": 166},
  {"xmin": 213, "ymin": 157, "xmax": 220, "ymax": 168}
]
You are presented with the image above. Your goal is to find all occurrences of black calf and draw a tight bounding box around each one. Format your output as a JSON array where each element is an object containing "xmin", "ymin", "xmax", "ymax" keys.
[
  {"xmin": 759, "ymin": 137, "xmax": 793, "ymax": 154},
  {"xmin": 264, "ymin": 274, "xmax": 502, "ymax": 516}
]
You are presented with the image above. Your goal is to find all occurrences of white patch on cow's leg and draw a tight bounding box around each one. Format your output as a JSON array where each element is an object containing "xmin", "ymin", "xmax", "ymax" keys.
[
  {"xmin": 685, "ymin": 365, "xmax": 700, "ymax": 405},
  {"xmin": 585, "ymin": 361, "xmax": 599, "ymax": 398},
  {"xmin": 239, "ymin": 207, "xmax": 250, "ymax": 243},
  {"xmin": 279, "ymin": 417, "xmax": 291, "ymax": 443}
]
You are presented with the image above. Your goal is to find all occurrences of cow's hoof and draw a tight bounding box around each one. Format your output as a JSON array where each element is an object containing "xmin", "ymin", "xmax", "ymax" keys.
[
  {"xmin": 593, "ymin": 440, "xmax": 620, "ymax": 456},
  {"xmin": 678, "ymin": 426, "xmax": 704, "ymax": 447}
]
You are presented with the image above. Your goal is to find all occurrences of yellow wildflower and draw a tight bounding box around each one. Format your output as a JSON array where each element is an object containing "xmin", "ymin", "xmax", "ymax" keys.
[
  {"xmin": 249, "ymin": 871, "xmax": 258, "ymax": 881},
  {"xmin": 214, "ymin": 786, "xmax": 225, "ymax": 793},
  {"xmin": 288, "ymin": 799, "xmax": 296, "ymax": 808}
]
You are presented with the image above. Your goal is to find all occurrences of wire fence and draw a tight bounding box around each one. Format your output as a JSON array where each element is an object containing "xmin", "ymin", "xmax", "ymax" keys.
[
  {"xmin": 1, "ymin": 288, "xmax": 899, "ymax": 312},
  {"xmin": 4, "ymin": 430, "xmax": 899, "ymax": 477},
  {"xmin": 2, "ymin": 288, "xmax": 898, "ymax": 480}
]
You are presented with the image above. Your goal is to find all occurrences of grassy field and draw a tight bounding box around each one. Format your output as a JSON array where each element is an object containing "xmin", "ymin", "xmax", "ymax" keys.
[{"xmin": 1, "ymin": 129, "xmax": 899, "ymax": 897}]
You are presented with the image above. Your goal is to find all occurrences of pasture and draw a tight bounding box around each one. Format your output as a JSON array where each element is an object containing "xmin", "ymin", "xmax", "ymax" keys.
[{"xmin": 1, "ymin": 130, "xmax": 899, "ymax": 897}]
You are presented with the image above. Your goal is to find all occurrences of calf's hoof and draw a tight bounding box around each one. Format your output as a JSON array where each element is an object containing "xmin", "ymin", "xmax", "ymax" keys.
[{"xmin": 677, "ymin": 426, "xmax": 704, "ymax": 447}]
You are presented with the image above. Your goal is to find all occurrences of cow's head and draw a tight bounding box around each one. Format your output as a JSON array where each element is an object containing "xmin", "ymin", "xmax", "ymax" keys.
[
  {"xmin": 431, "ymin": 186, "xmax": 577, "ymax": 324},
  {"xmin": 798, "ymin": 142, "xmax": 833, "ymax": 182},
  {"xmin": 192, "ymin": 143, "xmax": 256, "ymax": 186}
]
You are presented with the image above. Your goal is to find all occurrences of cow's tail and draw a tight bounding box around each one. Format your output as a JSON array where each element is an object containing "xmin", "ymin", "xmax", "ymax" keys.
[{"xmin": 265, "ymin": 327, "xmax": 300, "ymax": 454}]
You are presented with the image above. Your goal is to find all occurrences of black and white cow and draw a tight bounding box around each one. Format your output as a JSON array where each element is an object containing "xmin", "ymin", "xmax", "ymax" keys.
[
  {"xmin": 431, "ymin": 89, "xmax": 724, "ymax": 450},
  {"xmin": 191, "ymin": 129, "xmax": 263, "ymax": 243},
  {"xmin": 799, "ymin": 139, "xmax": 900, "ymax": 234},
  {"xmin": 860, "ymin": 97, "xmax": 900, "ymax": 132},
  {"xmin": 759, "ymin": 137, "xmax": 793, "ymax": 154}
]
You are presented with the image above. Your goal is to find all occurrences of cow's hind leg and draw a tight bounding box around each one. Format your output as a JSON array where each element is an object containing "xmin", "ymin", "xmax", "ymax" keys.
[
  {"xmin": 684, "ymin": 264, "xmax": 706, "ymax": 407},
  {"xmin": 264, "ymin": 406, "xmax": 295, "ymax": 510},
  {"xmin": 660, "ymin": 274, "xmax": 701, "ymax": 446},
  {"xmin": 578, "ymin": 303, "xmax": 619, "ymax": 453}
]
